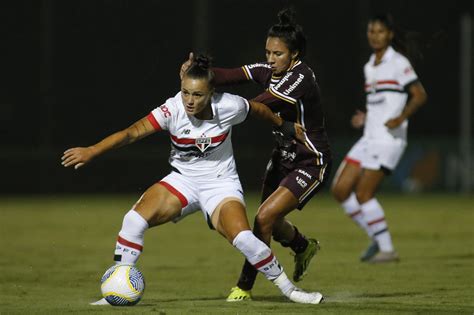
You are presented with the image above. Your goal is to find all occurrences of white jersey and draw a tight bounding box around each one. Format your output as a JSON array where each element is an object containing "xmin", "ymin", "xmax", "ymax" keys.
[
  {"xmin": 147, "ymin": 92, "xmax": 250, "ymax": 178},
  {"xmin": 363, "ymin": 46, "xmax": 418, "ymax": 142}
]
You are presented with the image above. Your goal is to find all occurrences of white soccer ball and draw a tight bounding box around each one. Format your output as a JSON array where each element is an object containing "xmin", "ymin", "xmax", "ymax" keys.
[{"xmin": 100, "ymin": 264, "xmax": 145, "ymax": 306}]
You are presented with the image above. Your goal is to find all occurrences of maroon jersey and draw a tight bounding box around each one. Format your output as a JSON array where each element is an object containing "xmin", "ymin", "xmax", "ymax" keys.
[{"xmin": 214, "ymin": 61, "xmax": 331, "ymax": 168}]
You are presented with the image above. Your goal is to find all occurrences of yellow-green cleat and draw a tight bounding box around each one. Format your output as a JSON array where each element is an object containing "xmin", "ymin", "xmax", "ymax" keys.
[
  {"xmin": 293, "ymin": 238, "xmax": 320, "ymax": 282},
  {"xmin": 226, "ymin": 286, "xmax": 252, "ymax": 302}
]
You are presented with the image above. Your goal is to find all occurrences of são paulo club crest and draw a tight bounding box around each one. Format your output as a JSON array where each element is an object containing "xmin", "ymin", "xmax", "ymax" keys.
[{"xmin": 195, "ymin": 134, "xmax": 211, "ymax": 152}]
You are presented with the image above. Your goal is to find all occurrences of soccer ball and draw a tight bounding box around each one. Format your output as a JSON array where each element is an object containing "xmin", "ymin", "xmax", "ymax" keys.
[{"xmin": 100, "ymin": 264, "xmax": 145, "ymax": 306}]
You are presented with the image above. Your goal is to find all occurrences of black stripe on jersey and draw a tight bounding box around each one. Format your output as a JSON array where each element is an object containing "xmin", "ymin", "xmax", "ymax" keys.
[
  {"xmin": 171, "ymin": 141, "xmax": 223, "ymax": 153},
  {"xmin": 366, "ymin": 88, "xmax": 406, "ymax": 95}
]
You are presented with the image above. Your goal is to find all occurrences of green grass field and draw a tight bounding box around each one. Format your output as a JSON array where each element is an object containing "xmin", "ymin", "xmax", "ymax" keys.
[{"xmin": 0, "ymin": 193, "xmax": 473, "ymax": 314}]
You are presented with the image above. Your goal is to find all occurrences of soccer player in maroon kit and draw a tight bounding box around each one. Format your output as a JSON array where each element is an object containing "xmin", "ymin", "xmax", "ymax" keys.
[{"xmin": 182, "ymin": 8, "xmax": 332, "ymax": 301}]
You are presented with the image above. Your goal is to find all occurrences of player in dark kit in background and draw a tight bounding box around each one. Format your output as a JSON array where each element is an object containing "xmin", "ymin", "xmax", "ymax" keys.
[{"xmin": 181, "ymin": 8, "xmax": 331, "ymax": 301}]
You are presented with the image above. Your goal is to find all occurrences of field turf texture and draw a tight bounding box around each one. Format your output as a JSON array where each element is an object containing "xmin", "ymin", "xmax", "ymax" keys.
[{"xmin": 0, "ymin": 193, "xmax": 473, "ymax": 314}]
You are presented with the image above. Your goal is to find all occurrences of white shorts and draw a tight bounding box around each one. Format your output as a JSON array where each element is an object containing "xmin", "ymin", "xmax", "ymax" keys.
[
  {"xmin": 158, "ymin": 171, "xmax": 245, "ymax": 228},
  {"xmin": 346, "ymin": 137, "xmax": 407, "ymax": 171}
]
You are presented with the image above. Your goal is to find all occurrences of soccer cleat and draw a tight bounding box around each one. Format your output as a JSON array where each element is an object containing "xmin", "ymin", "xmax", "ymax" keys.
[
  {"xmin": 90, "ymin": 298, "xmax": 110, "ymax": 306},
  {"xmin": 226, "ymin": 286, "xmax": 252, "ymax": 302},
  {"xmin": 367, "ymin": 251, "xmax": 399, "ymax": 263},
  {"xmin": 293, "ymin": 238, "xmax": 320, "ymax": 282},
  {"xmin": 289, "ymin": 288, "xmax": 324, "ymax": 304},
  {"xmin": 360, "ymin": 241, "xmax": 380, "ymax": 262}
]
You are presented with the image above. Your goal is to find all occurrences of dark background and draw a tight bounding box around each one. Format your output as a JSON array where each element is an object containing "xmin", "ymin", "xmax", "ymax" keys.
[{"xmin": 1, "ymin": 0, "xmax": 472, "ymax": 194}]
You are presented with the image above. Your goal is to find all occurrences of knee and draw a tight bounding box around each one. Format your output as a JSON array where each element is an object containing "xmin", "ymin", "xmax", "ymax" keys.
[
  {"xmin": 134, "ymin": 194, "xmax": 180, "ymax": 226},
  {"xmin": 255, "ymin": 205, "xmax": 277, "ymax": 234},
  {"xmin": 331, "ymin": 181, "xmax": 351, "ymax": 202},
  {"xmin": 355, "ymin": 190, "xmax": 373, "ymax": 204}
]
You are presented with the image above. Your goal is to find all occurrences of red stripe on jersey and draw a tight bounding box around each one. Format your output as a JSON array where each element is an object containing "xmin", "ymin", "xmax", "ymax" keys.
[
  {"xmin": 117, "ymin": 236, "xmax": 143, "ymax": 251},
  {"xmin": 345, "ymin": 157, "xmax": 361, "ymax": 166},
  {"xmin": 367, "ymin": 217, "xmax": 385, "ymax": 226},
  {"xmin": 147, "ymin": 113, "xmax": 162, "ymax": 131},
  {"xmin": 377, "ymin": 80, "xmax": 399, "ymax": 85},
  {"xmin": 170, "ymin": 132, "xmax": 229, "ymax": 145},
  {"xmin": 365, "ymin": 80, "xmax": 400, "ymax": 88},
  {"xmin": 254, "ymin": 253, "xmax": 274, "ymax": 269},
  {"xmin": 158, "ymin": 181, "xmax": 188, "ymax": 207}
]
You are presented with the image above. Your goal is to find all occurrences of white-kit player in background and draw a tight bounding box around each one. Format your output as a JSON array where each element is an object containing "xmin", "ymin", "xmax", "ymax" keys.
[
  {"xmin": 61, "ymin": 54, "xmax": 324, "ymax": 304},
  {"xmin": 331, "ymin": 14, "xmax": 427, "ymax": 263}
]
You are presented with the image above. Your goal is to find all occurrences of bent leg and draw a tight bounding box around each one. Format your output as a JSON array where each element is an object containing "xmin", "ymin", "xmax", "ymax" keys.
[
  {"xmin": 215, "ymin": 200, "xmax": 322, "ymax": 303},
  {"xmin": 356, "ymin": 169, "xmax": 397, "ymax": 258},
  {"xmin": 114, "ymin": 182, "xmax": 183, "ymax": 264},
  {"xmin": 255, "ymin": 186, "xmax": 298, "ymax": 245},
  {"xmin": 331, "ymin": 159, "xmax": 361, "ymax": 202},
  {"xmin": 213, "ymin": 200, "xmax": 289, "ymax": 292},
  {"xmin": 332, "ymin": 160, "xmax": 374, "ymax": 235}
]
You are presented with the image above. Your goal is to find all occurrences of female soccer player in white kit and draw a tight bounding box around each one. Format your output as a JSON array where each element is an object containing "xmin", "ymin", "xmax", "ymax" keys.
[
  {"xmin": 331, "ymin": 14, "xmax": 427, "ymax": 263},
  {"xmin": 61, "ymin": 55, "xmax": 323, "ymax": 304}
]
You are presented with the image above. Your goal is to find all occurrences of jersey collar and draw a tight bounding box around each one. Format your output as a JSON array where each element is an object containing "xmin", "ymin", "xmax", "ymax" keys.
[
  {"xmin": 289, "ymin": 59, "xmax": 302, "ymax": 70},
  {"xmin": 271, "ymin": 59, "xmax": 302, "ymax": 79},
  {"xmin": 369, "ymin": 46, "xmax": 395, "ymax": 65}
]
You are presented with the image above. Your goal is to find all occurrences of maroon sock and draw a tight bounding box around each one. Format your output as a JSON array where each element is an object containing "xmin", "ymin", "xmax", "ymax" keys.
[
  {"xmin": 280, "ymin": 227, "xmax": 309, "ymax": 254},
  {"xmin": 236, "ymin": 259, "xmax": 258, "ymax": 291}
]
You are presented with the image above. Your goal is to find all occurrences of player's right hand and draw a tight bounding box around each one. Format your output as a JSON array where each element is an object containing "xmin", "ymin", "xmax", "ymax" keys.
[
  {"xmin": 351, "ymin": 110, "xmax": 366, "ymax": 129},
  {"xmin": 179, "ymin": 52, "xmax": 194, "ymax": 80},
  {"xmin": 61, "ymin": 147, "xmax": 96, "ymax": 170}
]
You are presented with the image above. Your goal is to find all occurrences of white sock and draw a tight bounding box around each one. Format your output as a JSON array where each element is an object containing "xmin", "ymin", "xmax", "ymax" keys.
[
  {"xmin": 232, "ymin": 230, "xmax": 295, "ymax": 296},
  {"xmin": 341, "ymin": 193, "xmax": 371, "ymax": 237},
  {"xmin": 360, "ymin": 198, "xmax": 394, "ymax": 252},
  {"xmin": 114, "ymin": 210, "xmax": 149, "ymax": 264}
]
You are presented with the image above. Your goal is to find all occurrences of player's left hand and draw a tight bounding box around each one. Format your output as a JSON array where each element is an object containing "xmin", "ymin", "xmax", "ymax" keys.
[
  {"xmin": 385, "ymin": 116, "xmax": 405, "ymax": 129},
  {"xmin": 180, "ymin": 52, "xmax": 194, "ymax": 80},
  {"xmin": 61, "ymin": 147, "xmax": 97, "ymax": 169}
]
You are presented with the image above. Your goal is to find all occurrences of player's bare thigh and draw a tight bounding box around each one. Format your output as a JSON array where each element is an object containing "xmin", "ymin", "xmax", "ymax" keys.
[
  {"xmin": 211, "ymin": 198, "xmax": 251, "ymax": 242},
  {"xmin": 355, "ymin": 169, "xmax": 385, "ymax": 203},
  {"xmin": 133, "ymin": 183, "xmax": 183, "ymax": 227},
  {"xmin": 331, "ymin": 160, "xmax": 362, "ymax": 202}
]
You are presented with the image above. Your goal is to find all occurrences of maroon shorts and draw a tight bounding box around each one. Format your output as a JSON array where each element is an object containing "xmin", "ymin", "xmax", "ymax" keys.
[{"xmin": 263, "ymin": 160, "xmax": 332, "ymax": 210}]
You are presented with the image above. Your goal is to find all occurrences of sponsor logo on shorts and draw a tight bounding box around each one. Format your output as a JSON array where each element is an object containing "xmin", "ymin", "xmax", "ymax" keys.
[
  {"xmin": 296, "ymin": 176, "xmax": 307, "ymax": 188},
  {"xmin": 297, "ymin": 169, "xmax": 312, "ymax": 179}
]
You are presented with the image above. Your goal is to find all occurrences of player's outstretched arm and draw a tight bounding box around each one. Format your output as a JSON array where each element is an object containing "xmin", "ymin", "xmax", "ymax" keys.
[
  {"xmin": 61, "ymin": 116, "xmax": 156, "ymax": 170},
  {"xmin": 248, "ymin": 100, "xmax": 306, "ymax": 143}
]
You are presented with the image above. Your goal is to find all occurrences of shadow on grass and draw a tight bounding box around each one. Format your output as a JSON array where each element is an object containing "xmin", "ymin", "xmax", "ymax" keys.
[
  {"xmin": 354, "ymin": 291, "xmax": 424, "ymax": 298},
  {"xmin": 140, "ymin": 295, "xmax": 288, "ymax": 304}
]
